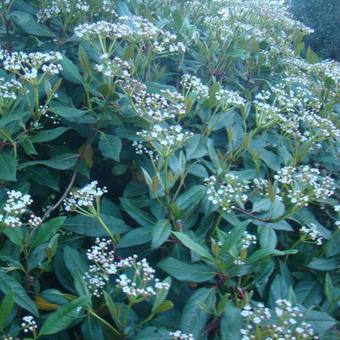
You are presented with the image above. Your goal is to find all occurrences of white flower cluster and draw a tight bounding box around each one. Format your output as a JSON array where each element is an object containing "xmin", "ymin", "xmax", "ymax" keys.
[
  {"xmin": 241, "ymin": 299, "xmax": 318, "ymax": 340},
  {"xmin": 2, "ymin": 335, "xmax": 13, "ymax": 340},
  {"xmin": 202, "ymin": 0, "xmax": 313, "ymax": 64},
  {"xmin": 205, "ymin": 174, "xmax": 249, "ymax": 212},
  {"xmin": 215, "ymin": 88, "xmax": 245, "ymax": 107},
  {"xmin": 253, "ymin": 178, "xmax": 269, "ymax": 196},
  {"xmin": 130, "ymin": 86, "xmax": 186, "ymax": 122},
  {"xmin": 64, "ymin": 181, "xmax": 107, "ymax": 212},
  {"xmin": 300, "ymin": 223, "xmax": 324, "ymax": 245},
  {"xmin": 21, "ymin": 316, "xmax": 37, "ymax": 333},
  {"xmin": 0, "ymin": 77, "xmax": 24, "ymax": 101},
  {"xmin": 74, "ymin": 20, "xmax": 131, "ymax": 40},
  {"xmin": 118, "ymin": 16, "xmax": 185, "ymax": 53},
  {"xmin": 75, "ymin": 17, "xmax": 185, "ymax": 54},
  {"xmin": 170, "ymin": 330, "xmax": 194, "ymax": 340},
  {"xmin": 274, "ymin": 166, "xmax": 335, "ymax": 207},
  {"xmin": 311, "ymin": 60, "xmax": 340, "ymax": 84},
  {"xmin": 0, "ymin": 190, "xmax": 33, "ymax": 227},
  {"xmin": 234, "ymin": 256, "xmax": 245, "ymax": 265},
  {"xmin": 84, "ymin": 238, "xmax": 115, "ymax": 297},
  {"xmin": 241, "ymin": 231, "xmax": 257, "ymax": 249},
  {"xmin": 37, "ymin": 0, "xmax": 90, "ymax": 23},
  {"xmin": 84, "ymin": 239, "xmax": 170, "ymax": 299},
  {"xmin": 254, "ymin": 76, "xmax": 339, "ymax": 143},
  {"xmin": 0, "ymin": 49, "xmax": 63, "ymax": 82},
  {"xmin": 181, "ymin": 74, "xmax": 209, "ymax": 100},
  {"xmin": 134, "ymin": 124, "xmax": 193, "ymax": 157},
  {"xmin": 95, "ymin": 55, "xmax": 131, "ymax": 79},
  {"xmin": 86, "ymin": 238, "xmax": 116, "ymax": 274},
  {"xmin": 115, "ymin": 255, "xmax": 170, "ymax": 298}
]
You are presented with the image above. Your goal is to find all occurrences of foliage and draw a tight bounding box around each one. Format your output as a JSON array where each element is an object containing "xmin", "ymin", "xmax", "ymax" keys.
[
  {"xmin": 0, "ymin": 0, "xmax": 339, "ymax": 339},
  {"xmin": 290, "ymin": 0, "xmax": 340, "ymax": 60}
]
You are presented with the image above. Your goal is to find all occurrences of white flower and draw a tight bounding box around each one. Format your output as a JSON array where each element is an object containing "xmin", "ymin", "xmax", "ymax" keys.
[
  {"xmin": 21, "ymin": 315, "xmax": 37, "ymax": 333},
  {"xmin": 204, "ymin": 173, "xmax": 249, "ymax": 212},
  {"xmin": 170, "ymin": 330, "xmax": 194, "ymax": 340},
  {"xmin": 135, "ymin": 124, "xmax": 193, "ymax": 157},
  {"xmin": 300, "ymin": 223, "xmax": 324, "ymax": 245},
  {"xmin": 63, "ymin": 181, "xmax": 107, "ymax": 212}
]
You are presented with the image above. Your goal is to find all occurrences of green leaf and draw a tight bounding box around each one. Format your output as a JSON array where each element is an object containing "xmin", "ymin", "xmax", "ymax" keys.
[
  {"xmin": 151, "ymin": 219, "xmax": 171, "ymax": 249},
  {"xmin": 0, "ymin": 153, "xmax": 17, "ymax": 181},
  {"xmin": 158, "ymin": 257, "xmax": 215, "ymax": 283},
  {"xmin": 49, "ymin": 105, "xmax": 87, "ymax": 119},
  {"xmin": 132, "ymin": 327, "xmax": 170, "ymax": 340},
  {"xmin": 60, "ymin": 55, "xmax": 83, "ymax": 84},
  {"xmin": 10, "ymin": 11, "xmax": 55, "ymax": 37},
  {"xmin": 220, "ymin": 303, "xmax": 242, "ymax": 340},
  {"xmin": 81, "ymin": 316, "xmax": 104, "ymax": 340},
  {"xmin": 0, "ymin": 292, "xmax": 14, "ymax": 331},
  {"xmin": 175, "ymin": 185, "xmax": 205, "ymax": 210},
  {"xmin": 181, "ymin": 288, "xmax": 215, "ymax": 338},
  {"xmin": 269, "ymin": 274, "xmax": 289, "ymax": 306},
  {"xmin": 0, "ymin": 271, "xmax": 38, "ymax": 316},
  {"xmin": 39, "ymin": 296, "xmax": 90, "ymax": 335},
  {"xmin": 118, "ymin": 226, "xmax": 152, "ymax": 248},
  {"xmin": 3, "ymin": 227, "xmax": 23, "ymax": 246},
  {"xmin": 295, "ymin": 274, "xmax": 322, "ymax": 307},
  {"xmin": 307, "ymin": 257, "xmax": 338, "ymax": 271},
  {"xmin": 30, "ymin": 217, "xmax": 66, "ymax": 247},
  {"xmin": 120, "ymin": 198, "xmax": 156, "ymax": 226},
  {"xmin": 152, "ymin": 277, "xmax": 172, "ymax": 313},
  {"xmin": 63, "ymin": 246, "xmax": 88, "ymax": 277},
  {"xmin": 324, "ymin": 273, "xmax": 333, "ymax": 303},
  {"xmin": 186, "ymin": 135, "xmax": 207, "ymax": 160},
  {"xmin": 98, "ymin": 134, "xmax": 122, "ymax": 162},
  {"xmin": 64, "ymin": 214, "xmax": 130, "ymax": 237},
  {"xmin": 28, "ymin": 166, "xmax": 60, "ymax": 191},
  {"xmin": 173, "ymin": 231, "xmax": 215, "ymax": 263},
  {"xmin": 220, "ymin": 221, "xmax": 249, "ymax": 253},
  {"xmin": 259, "ymin": 226, "xmax": 277, "ymax": 250},
  {"xmin": 31, "ymin": 127, "xmax": 70, "ymax": 143},
  {"xmin": 0, "ymin": 111, "xmax": 28, "ymax": 129},
  {"xmin": 18, "ymin": 153, "xmax": 79, "ymax": 170},
  {"xmin": 305, "ymin": 310, "xmax": 336, "ymax": 336},
  {"xmin": 306, "ymin": 46, "xmax": 320, "ymax": 64}
]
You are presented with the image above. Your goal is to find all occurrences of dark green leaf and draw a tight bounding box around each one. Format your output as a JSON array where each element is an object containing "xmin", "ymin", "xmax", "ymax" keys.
[
  {"xmin": 0, "ymin": 271, "xmax": 38, "ymax": 316},
  {"xmin": 175, "ymin": 185, "xmax": 205, "ymax": 210},
  {"xmin": 220, "ymin": 303, "xmax": 242, "ymax": 340},
  {"xmin": 64, "ymin": 214, "xmax": 130, "ymax": 237},
  {"xmin": 31, "ymin": 217, "xmax": 66, "ymax": 247},
  {"xmin": 31, "ymin": 127, "xmax": 70, "ymax": 143},
  {"xmin": 181, "ymin": 288, "xmax": 215, "ymax": 338},
  {"xmin": 158, "ymin": 257, "xmax": 215, "ymax": 283},
  {"xmin": 39, "ymin": 296, "xmax": 90, "ymax": 335},
  {"xmin": 0, "ymin": 292, "xmax": 14, "ymax": 331},
  {"xmin": 10, "ymin": 11, "xmax": 55, "ymax": 37},
  {"xmin": 151, "ymin": 219, "xmax": 171, "ymax": 249},
  {"xmin": 0, "ymin": 153, "xmax": 17, "ymax": 181},
  {"xmin": 98, "ymin": 134, "xmax": 122, "ymax": 162}
]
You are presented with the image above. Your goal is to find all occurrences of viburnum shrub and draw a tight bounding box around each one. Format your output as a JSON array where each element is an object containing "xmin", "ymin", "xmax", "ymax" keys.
[{"xmin": 0, "ymin": 0, "xmax": 339, "ymax": 339}]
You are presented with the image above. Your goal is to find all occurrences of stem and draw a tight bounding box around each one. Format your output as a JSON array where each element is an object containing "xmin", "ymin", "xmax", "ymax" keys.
[
  {"xmin": 87, "ymin": 309, "xmax": 121, "ymax": 337},
  {"xmin": 284, "ymin": 239, "xmax": 302, "ymax": 263},
  {"xmin": 214, "ymin": 211, "xmax": 223, "ymax": 232},
  {"xmin": 96, "ymin": 214, "xmax": 118, "ymax": 244}
]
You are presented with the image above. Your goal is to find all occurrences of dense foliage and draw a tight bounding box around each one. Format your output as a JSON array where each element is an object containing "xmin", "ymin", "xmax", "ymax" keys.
[
  {"xmin": 291, "ymin": 0, "xmax": 340, "ymax": 60},
  {"xmin": 0, "ymin": 0, "xmax": 339, "ymax": 339}
]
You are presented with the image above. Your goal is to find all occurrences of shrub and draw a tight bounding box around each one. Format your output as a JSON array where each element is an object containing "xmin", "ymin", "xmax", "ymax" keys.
[
  {"xmin": 290, "ymin": 0, "xmax": 340, "ymax": 60},
  {"xmin": 0, "ymin": 0, "xmax": 339, "ymax": 339}
]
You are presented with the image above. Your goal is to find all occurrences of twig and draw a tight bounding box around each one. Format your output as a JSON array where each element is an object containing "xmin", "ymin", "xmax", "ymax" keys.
[{"xmin": 28, "ymin": 134, "xmax": 96, "ymax": 239}]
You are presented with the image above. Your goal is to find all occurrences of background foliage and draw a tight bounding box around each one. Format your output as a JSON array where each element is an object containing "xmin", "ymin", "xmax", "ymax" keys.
[
  {"xmin": 291, "ymin": 0, "xmax": 340, "ymax": 60},
  {"xmin": 0, "ymin": 0, "xmax": 339, "ymax": 339}
]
